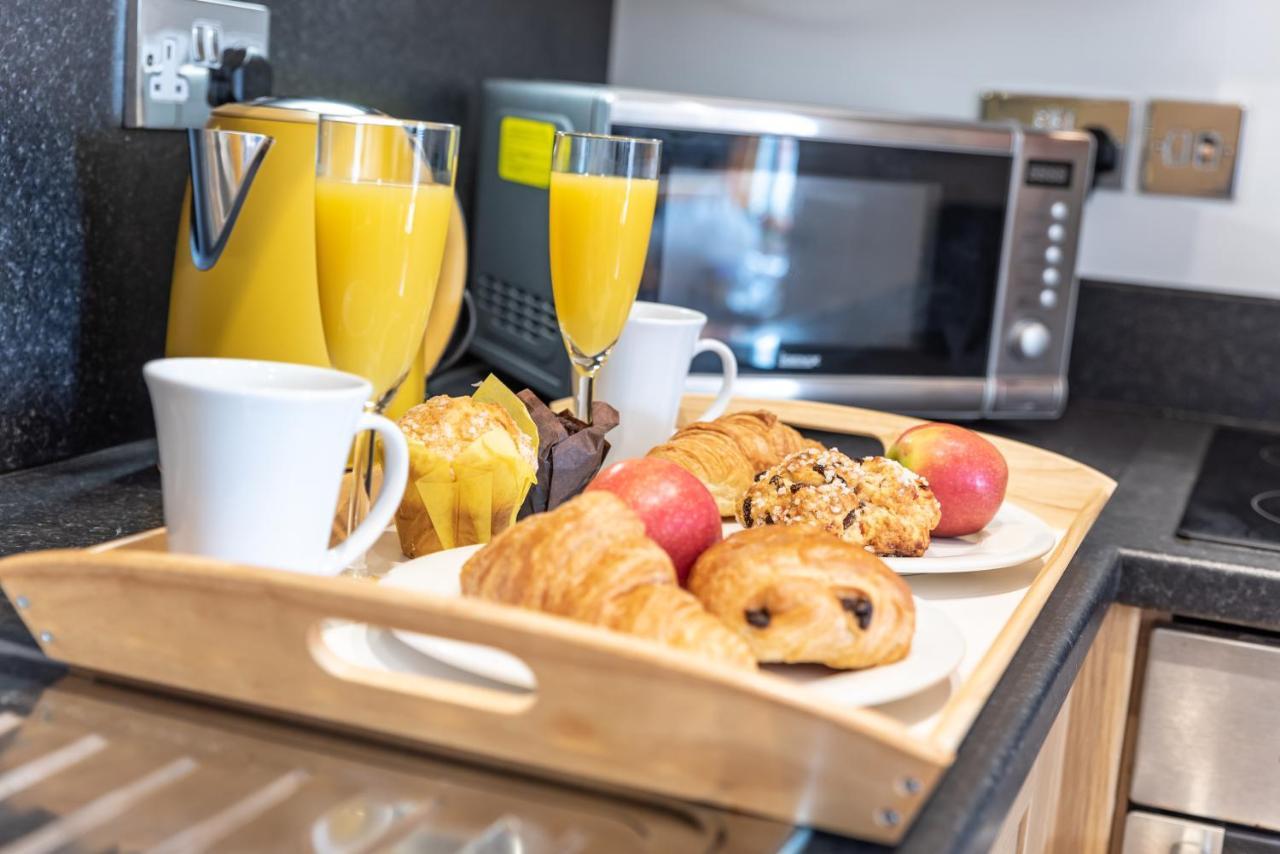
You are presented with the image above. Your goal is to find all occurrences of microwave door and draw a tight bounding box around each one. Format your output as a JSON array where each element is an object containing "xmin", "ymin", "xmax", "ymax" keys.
[{"xmin": 619, "ymin": 125, "xmax": 1012, "ymax": 414}]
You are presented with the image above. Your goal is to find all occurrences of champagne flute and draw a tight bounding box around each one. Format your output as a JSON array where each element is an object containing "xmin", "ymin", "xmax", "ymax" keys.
[
  {"xmin": 315, "ymin": 115, "xmax": 459, "ymax": 573},
  {"xmin": 548, "ymin": 132, "xmax": 661, "ymax": 422}
]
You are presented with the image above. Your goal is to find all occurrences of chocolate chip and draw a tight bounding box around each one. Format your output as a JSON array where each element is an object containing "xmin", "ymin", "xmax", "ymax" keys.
[
  {"xmin": 770, "ymin": 474, "xmax": 784, "ymax": 488},
  {"xmin": 840, "ymin": 596, "xmax": 873, "ymax": 630},
  {"xmin": 763, "ymin": 514, "xmax": 776, "ymax": 525},
  {"xmin": 790, "ymin": 483, "xmax": 803, "ymax": 494},
  {"xmin": 812, "ymin": 463, "xmax": 826, "ymax": 476},
  {"xmin": 745, "ymin": 607, "xmax": 771, "ymax": 628},
  {"xmin": 754, "ymin": 470, "xmax": 767, "ymax": 482},
  {"xmin": 842, "ymin": 508, "xmax": 858, "ymax": 529},
  {"xmin": 741, "ymin": 496, "xmax": 753, "ymax": 526}
]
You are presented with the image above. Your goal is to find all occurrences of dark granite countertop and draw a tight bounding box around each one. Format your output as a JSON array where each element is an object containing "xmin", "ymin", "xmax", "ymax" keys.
[{"xmin": 1, "ymin": 401, "xmax": 1278, "ymax": 852}]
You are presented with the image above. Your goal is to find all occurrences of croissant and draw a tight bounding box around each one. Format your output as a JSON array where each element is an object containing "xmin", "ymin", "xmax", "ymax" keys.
[
  {"xmin": 647, "ymin": 427, "xmax": 754, "ymax": 517},
  {"xmin": 461, "ymin": 492, "xmax": 756, "ymax": 669},
  {"xmin": 647, "ymin": 410, "xmax": 822, "ymax": 517},
  {"xmin": 687, "ymin": 525, "xmax": 915, "ymax": 669},
  {"xmin": 708, "ymin": 411, "xmax": 819, "ymax": 471}
]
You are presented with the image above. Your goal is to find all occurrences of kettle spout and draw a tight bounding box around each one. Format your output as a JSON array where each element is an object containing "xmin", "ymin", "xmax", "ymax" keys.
[{"xmin": 187, "ymin": 128, "xmax": 273, "ymax": 271}]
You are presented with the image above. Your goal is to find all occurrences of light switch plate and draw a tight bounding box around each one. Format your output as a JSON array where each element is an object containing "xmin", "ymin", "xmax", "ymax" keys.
[
  {"xmin": 123, "ymin": 0, "xmax": 270, "ymax": 129},
  {"xmin": 1140, "ymin": 99, "xmax": 1243, "ymax": 199},
  {"xmin": 981, "ymin": 92, "xmax": 1131, "ymax": 189}
]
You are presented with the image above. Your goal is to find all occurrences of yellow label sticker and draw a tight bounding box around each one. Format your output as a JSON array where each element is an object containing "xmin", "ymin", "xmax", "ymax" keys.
[{"xmin": 498, "ymin": 116, "xmax": 556, "ymax": 189}]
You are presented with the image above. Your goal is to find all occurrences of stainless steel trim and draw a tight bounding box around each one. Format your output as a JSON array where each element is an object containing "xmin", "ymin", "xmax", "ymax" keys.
[
  {"xmin": 983, "ymin": 128, "xmax": 1092, "ymax": 416},
  {"xmin": 1122, "ymin": 811, "xmax": 1224, "ymax": 854},
  {"xmin": 606, "ymin": 89, "xmax": 1016, "ymax": 154},
  {"xmin": 983, "ymin": 123, "xmax": 1026, "ymax": 413},
  {"xmin": 124, "ymin": 0, "xmax": 270, "ymax": 129},
  {"xmin": 1054, "ymin": 132, "xmax": 1095, "ymax": 406},
  {"xmin": 186, "ymin": 128, "xmax": 272, "ymax": 270},
  {"xmin": 1131, "ymin": 627, "xmax": 1280, "ymax": 832},
  {"xmin": 245, "ymin": 96, "xmax": 373, "ymax": 115}
]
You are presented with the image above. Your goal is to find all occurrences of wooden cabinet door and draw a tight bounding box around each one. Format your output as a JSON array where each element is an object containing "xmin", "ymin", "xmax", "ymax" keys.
[{"xmin": 991, "ymin": 605, "xmax": 1142, "ymax": 854}]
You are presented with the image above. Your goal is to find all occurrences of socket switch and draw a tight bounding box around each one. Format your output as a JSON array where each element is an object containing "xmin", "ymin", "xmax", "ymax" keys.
[
  {"xmin": 124, "ymin": 0, "xmax": 270, "ymax": 129},
  {"xmin": 981, "ymin": 92, "xmax": 1131, "ymax": 189},
  {"xmin": 1140, "ymin": 99, "xmax": 1243, "ymax": 199}
]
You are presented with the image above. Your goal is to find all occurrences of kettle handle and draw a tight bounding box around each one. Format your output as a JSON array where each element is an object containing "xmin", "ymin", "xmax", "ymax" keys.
[{"xmin": 188, "ymin": 128, "xmax": 273, "ymax": 271}]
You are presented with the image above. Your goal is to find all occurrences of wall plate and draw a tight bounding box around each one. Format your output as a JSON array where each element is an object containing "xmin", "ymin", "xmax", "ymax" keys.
[
  {"xmin": 981, "ymin": 92, "xmax": 1131, "ymax": 189},
  {"xmin": 1140, "ymin": 99, "xmax": 1244, "ymax": 199},
  {"xmin": 123, "ymin": 0, "xmax": 269, "ymax": 129}
]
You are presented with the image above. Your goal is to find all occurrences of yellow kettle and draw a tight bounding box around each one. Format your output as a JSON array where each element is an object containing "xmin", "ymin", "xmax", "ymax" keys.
[{"xmin": 166, "ymin": 98, "xmax": 466, "ymax": 416}]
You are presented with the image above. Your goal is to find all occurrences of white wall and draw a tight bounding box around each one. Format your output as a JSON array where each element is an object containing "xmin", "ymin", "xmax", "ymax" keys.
[{"xmin": 609, "ymin": 0, "xmax": 1280, "ymax": 298}]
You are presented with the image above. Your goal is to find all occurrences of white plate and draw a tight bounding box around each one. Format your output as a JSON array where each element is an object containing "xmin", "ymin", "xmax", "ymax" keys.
[
  {"xmin": 722, "ymin": 500, "xmax": 1056, "ymax": 575},
  {"xmin": 377, "ymin": 547, "xmax": 964, "ymax": 707},
  {"xmin": 762, "ymin": 601, "xmax": 963, "ymax": 707}
]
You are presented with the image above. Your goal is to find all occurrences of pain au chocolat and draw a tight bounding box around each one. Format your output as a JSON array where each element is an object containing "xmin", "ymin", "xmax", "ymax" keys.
[{"xmin": 687, "ymin": 525, "xmax": 915, "ymax": 670}]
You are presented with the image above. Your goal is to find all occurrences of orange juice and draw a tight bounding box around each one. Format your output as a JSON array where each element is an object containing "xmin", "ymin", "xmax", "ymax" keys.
[
  {"xmin": 548, "ymin": 172, "xmax": 658, "ymax": 360},
  {"xmin": 315, "ymin": 178, "xmax": 453, "ymax": 396}
]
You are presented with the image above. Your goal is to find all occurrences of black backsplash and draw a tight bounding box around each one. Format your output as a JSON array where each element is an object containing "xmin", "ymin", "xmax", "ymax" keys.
[
  {"xmin": 0, "ymin": 0, "xmax": 610, "ymax": 474},
  {"xmin": 1069, "ymin": 279, "xmax": 1280, "ymax": 425}
]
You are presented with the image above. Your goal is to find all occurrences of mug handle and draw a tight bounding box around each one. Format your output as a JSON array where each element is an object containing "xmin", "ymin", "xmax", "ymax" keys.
[
  {"xmin": 324, "ymin": 413, "xmax": 409, "ymax": 574},
  {"xmin": 691, "ymin": 339, "xmax": 738, "ymax": 422}
]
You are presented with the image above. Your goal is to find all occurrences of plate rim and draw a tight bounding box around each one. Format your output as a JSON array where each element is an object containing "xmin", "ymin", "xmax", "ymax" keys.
[
  {"xmin": 885, "ymin": 500, "xmax": 1058, "ymax": 574},
  {"xmin": 378, "ymin": 554, "xmax": 965, "ymax": 706},
  {"xmin": 721, "ymin": 500, "xmax": 1057, "ymax": 575}
]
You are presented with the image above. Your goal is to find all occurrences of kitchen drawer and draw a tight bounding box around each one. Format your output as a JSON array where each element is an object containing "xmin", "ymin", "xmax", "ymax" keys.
[{"xmin": 1131, "ymin": 627, "xmax": 1280, "ymax": 832}]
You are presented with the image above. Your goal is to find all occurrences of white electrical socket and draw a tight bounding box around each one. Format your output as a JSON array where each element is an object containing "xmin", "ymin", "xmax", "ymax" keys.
[
  {"xmin": 124, "ymin": 0, "xmax": 269, "ymax": 129},
  {"xmin": 144, "ymin": 35, "xmax": 190, "ymax": 103}
]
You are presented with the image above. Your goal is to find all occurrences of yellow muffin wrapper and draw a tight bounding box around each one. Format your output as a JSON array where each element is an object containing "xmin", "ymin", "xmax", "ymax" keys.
[{"xmin": 395, "ymin": 376, "xmax": 539, "ymax": 556}]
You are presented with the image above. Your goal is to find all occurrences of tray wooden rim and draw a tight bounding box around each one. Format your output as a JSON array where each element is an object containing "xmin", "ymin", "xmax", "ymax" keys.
[{"xmin": 0, "ymin": 397, "xmax": 1115, "ymax": 843}]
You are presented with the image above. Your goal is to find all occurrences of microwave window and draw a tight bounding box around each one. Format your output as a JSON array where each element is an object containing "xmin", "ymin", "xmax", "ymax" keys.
[{"xmin": 618, "ymin": 127, "xmax": 1011, "ymax": 378}]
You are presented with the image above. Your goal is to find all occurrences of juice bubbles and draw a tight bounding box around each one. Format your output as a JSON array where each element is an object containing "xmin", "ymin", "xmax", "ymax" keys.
[
  {"xmin": 548, "ymin": 172, "xmax": 659, "ymax": 361},
  {"xmin": 315, "ymin": 178, "xmax": 453, "ymax": 397}
]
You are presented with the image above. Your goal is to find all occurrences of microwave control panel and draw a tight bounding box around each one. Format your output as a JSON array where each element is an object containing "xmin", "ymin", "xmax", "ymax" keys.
[{"xmin": 988, "ymin": 130, "xmax": 1094, "ymax": 416}]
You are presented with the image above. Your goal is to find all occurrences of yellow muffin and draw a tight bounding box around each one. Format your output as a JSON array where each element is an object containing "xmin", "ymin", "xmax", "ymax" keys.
[
  {"xmin": 399, "ymin": 395, "xmax": 537, "ymax": 473},
  {"xmin": 394, "ymin": 394, "xmax": 538, "ymax": 557}
]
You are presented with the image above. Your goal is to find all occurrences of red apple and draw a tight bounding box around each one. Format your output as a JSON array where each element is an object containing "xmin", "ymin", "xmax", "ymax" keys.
[
  {"xmin": 585, "ymin": 457, "xmax": 722, "ymax": 583},
  {"xmin": 887, "ymin": 423, "xmax": 1008, "ymax": 537}
]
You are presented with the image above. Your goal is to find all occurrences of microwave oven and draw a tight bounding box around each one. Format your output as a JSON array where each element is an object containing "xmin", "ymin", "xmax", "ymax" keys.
[{"xmin": 468, "ymin": 80, "xmax": 1094, "ymax": 418}]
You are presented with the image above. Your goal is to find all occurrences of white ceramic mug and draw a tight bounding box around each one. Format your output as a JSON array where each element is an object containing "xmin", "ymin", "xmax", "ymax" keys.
[
  {"xmin": 143, "ymin": 358, "xmax": 409, "ymax": 575},
  {"xmin": 596, "ymin": 302, "xmax": 737, "ymax": 464}
]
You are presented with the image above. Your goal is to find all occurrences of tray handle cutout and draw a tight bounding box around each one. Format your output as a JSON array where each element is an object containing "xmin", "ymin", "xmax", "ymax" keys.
[{"xmin": 307, "ymin": 619, "xmax": 536, "ymax": 716}]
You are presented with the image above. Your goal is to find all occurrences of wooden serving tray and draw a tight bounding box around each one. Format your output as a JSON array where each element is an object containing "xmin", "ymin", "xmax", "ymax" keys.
[{"xmin": 0, "ymin": 398, "xmax": 1114, "ymax": 844}]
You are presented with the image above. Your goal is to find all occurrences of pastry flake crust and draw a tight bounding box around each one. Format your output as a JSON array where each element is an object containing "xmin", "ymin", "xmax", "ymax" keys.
[
  {"xmin": 687, "ymin": 525, "xmax": 915, "ymax": 669},
  {"xmin": 697, "ymin": 410, "xmax": 817, "ymax": 471},
  {"xmin": 736, "ymin": 448, "xmax": 941, "ymax": 558},
  {"xmin": 646, "ymin": 410, "xmax": 822, "ymax": 517},
  {"xmin": 647, "ymin": 427, "xmax": 754, "ymax": 517},
  {"xmin": 461, "ymin": 492, "xmax": 756, "ymax": 669}
]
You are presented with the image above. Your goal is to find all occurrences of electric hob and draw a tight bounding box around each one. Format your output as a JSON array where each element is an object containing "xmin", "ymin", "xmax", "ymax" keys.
[{"xmin": 1179, "ymin": 426, "xmax": 1280, "ymax": 552}]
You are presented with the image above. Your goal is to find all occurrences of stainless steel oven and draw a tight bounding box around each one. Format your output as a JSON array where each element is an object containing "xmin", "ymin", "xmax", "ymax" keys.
[
  {"xmin": 1124, "ymin": 625, "xmax": 1280, "ymax": 853},
  {"xmin": 469, "ymin": 80, "xmax": 1094, "ymax": 418}
]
